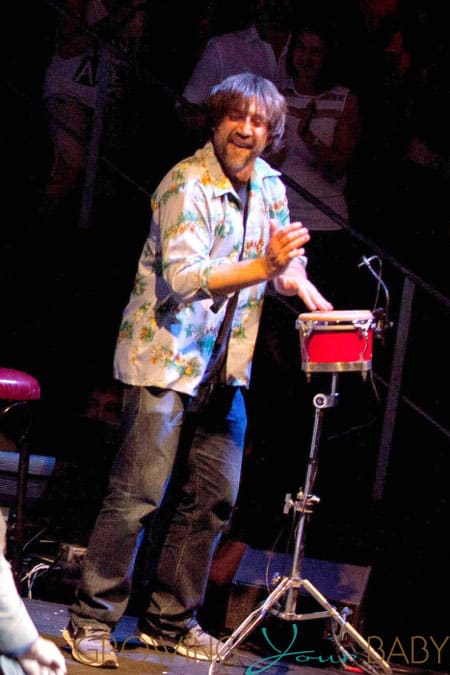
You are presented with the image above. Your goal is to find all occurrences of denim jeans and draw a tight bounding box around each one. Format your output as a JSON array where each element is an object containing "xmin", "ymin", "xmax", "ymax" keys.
[{"xmin": 71, "ymin": 384, "xmax": 246, "ymax": 633}]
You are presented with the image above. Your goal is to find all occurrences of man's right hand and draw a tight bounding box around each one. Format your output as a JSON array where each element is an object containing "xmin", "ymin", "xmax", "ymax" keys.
[{"xmin": 264, "ymin": 221, "xmax": 310, "ymax": 278}]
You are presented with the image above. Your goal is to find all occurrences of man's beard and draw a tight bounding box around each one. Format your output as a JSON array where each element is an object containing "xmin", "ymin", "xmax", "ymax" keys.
[{"xmin": 221, "ymin": 142, "xmax": 255, "ymax": 175}]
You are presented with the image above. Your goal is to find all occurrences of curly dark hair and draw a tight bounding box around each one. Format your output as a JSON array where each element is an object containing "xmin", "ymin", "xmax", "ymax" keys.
[{"xmin": 206, "ymin": 72, "xmax": 287, "ymax": 153}]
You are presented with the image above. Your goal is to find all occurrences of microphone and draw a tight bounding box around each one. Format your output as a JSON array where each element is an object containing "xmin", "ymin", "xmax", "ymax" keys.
[
  {"xmin": 357, "ymin": 255, "xmax": 393, "ymax": 342},
  {"xmin": 373, "ymin": 307, "xmax": 393, "ymax": 340}
]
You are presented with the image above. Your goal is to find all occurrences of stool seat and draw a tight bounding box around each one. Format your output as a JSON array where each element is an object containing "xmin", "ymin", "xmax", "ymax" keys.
[
  {"xmin": 0, "ymin": 368, "xmax": 41, "ymax": 401},
  {"xmin": 0, "ymin": 368, "xmax": 41, "ymax": 579}
]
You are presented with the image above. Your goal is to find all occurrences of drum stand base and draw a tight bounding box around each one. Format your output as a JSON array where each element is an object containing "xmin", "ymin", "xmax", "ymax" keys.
[{"xmin": 208, "ymin": 374, "xmax": 392, "ymax": 675}]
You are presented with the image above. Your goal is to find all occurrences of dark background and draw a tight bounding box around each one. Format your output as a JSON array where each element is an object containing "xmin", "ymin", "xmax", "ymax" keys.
[{"xmin": 1, "ymin": 1, "xmax": 449, "ymax": 671}]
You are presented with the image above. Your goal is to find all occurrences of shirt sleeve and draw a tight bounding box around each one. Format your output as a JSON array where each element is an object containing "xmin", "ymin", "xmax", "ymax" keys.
[
  {"xmin": 155, "ymin": 180, "xmax": 233, "ymax": 304},
  {"xmin": 0, "ymin": 554, "xmax": 39, "ymax": 657}
]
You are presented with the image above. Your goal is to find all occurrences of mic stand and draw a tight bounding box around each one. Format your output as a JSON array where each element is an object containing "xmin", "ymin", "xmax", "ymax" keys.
[{"xmin": 209, "ymin": 373, "xmax": 392, "ymax": 675}]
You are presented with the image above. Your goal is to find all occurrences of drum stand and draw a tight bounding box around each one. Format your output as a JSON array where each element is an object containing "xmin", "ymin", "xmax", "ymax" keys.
[{"xmin": 209, "ymin": 373, "xmax": 392, "ymax": 675}]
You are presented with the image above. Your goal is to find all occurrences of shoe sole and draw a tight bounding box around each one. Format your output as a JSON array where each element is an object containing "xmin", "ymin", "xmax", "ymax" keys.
[
  {"xmin": 138, "ymin": 632, "xmax": 215, "ymax": 661},
  {"xmin": 62, "ymin": 628, "xmax": 119, "ymax": 668}
]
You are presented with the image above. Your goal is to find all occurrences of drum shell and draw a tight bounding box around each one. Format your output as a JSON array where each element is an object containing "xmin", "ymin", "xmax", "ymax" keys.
[{"xmin": 297, "ymin": 311, "xmax": 374, "ymax": 374}]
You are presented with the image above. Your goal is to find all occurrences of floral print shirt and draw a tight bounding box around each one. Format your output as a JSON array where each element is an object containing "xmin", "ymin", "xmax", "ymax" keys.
[{"xmin": 113, "ymin": 141, "xmax": 290, "ymax": 395}]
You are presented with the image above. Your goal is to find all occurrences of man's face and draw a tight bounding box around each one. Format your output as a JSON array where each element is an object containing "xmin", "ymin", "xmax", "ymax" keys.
[
  {"xmin": 253, "ymin": 0, "xmax": 291, "ymax": 36},
  {"xmin": 212, "ymin": 99, "xmax": 270, "ymax": 184}
]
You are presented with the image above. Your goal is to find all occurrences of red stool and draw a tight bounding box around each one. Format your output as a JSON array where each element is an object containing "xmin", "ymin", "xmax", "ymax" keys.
[{"xmin": 0, "ymin": 368, "xmax": 40, "ymax": 576}]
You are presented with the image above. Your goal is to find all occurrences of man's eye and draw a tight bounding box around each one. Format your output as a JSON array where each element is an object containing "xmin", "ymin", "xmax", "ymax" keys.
[
  {"xmin": 252, "ymin": 116, "xmax": 267, "ymax": 127},
  {"xmin": 227, "ymin": 112, "xmax": 267, "ymax": 127}
]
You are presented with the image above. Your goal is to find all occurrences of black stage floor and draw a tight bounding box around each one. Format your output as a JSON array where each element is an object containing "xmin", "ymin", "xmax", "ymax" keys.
[{"xmin": 26, "ymin": 597, "xmax": 448, "ymax": 675}]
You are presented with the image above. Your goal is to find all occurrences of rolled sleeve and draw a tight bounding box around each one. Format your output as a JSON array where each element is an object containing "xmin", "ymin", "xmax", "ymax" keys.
[{"xmin": 157, "ymin": 179, "xmax": 238, "ymax": 304}]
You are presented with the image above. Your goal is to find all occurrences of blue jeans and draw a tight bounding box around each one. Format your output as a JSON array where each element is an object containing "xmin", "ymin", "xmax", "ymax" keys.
[{"xmin": 71, "ymin": 384, "xmax": 246, "ymax": 633}]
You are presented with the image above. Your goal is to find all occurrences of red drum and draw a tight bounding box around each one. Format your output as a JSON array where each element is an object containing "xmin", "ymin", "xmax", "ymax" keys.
[{"xmin": 296, "ymin": 310, "xmax": 375, "ymax": 376}]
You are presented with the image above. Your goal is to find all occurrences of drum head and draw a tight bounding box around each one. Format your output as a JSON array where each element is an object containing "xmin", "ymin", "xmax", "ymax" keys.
[{"xmin": 297, "ymin": 309, "xmax": 373, "ymax": 323}]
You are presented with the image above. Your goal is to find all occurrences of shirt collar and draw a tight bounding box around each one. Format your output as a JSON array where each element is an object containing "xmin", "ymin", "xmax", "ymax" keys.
[
  {"xmin": 237, "ymin": 24, "xmax": 263, "ymax": 44},
  {"xmin": 199, "ymin": 141, "xmax": 281, "ymax": 199},
  {"xmin": 240, "ymin": 24, "xmax": 291, "ymax": 55}
]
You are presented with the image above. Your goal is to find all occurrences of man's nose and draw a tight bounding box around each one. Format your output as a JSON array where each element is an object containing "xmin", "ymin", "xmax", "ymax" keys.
[{"xmin": 236, "ymin": 117, "xmax": 253, "ymax": 135}]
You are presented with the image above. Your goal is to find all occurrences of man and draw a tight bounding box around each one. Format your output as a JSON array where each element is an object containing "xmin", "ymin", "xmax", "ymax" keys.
[
  {"xmin": 0, "ymin": 515, "xmax": 67, "ymax": 675},
  {"xmin": 63, "ymin": 72, "xmax": 332, "ymax": 668},
  {"xmin": 183, "ymin": 0, "xmax": 291, "ymax": 106},
  {"xmin": 178, "ymin": 0, "xmax": 292, "ymax": 140}
]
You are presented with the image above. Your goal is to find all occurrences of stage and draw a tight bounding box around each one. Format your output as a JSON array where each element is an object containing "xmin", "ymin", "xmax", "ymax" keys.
[{"xmin": 25, "ymin": 597, "xmax": 448, "ymax": 675}]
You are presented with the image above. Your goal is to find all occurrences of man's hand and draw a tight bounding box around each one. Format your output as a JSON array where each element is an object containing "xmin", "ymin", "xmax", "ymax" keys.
[
  {"xmin": 271, "ymin": 222, "xmax": 333, "ymax": 311},
  {"xmin": 264, "ymin": 221, "xmax": 310, "ymax": 278},
  {"xmin": 276, "ymin": 273, "xmax": 333, "ymax": 311},
  {"xmin": 18, "ymin": 637, "xmax": 67, "ymax": 675}
]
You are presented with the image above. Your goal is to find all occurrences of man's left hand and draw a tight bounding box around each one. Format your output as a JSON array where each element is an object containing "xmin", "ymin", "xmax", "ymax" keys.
[
  {"xmin": 273, "ymin": 254, "xmax": 333, "ymax": 311},
  {"xmin": 276, "ymin": 274, "xmax": 333, "ymax": 311}
]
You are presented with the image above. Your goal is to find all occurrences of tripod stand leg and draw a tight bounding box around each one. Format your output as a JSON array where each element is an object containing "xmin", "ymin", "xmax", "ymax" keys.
[
  {"xmin": 208, "ymin": 577, "xmax": 292, "ymax": 675},
  {"xmin": 209, "ymin": 375, "xmax": 391, "ymax": 675},
  {"xmin": 299, "ymin": 578, "xmax": 392, "ymax": 675}
]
